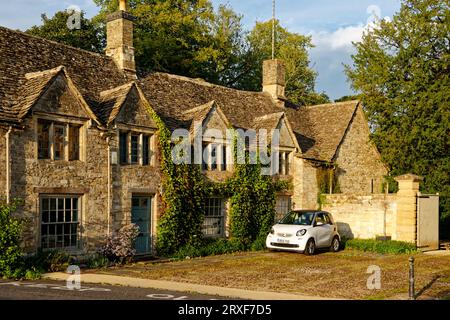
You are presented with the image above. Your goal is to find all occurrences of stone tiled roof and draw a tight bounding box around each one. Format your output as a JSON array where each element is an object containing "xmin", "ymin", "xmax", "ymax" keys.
[
  {"xmin": 12, "ymin": 66, "xmax": 63, "ymax": 120},
  {"xmin": 138, "ymin": 73, "xmax": 284, "ymax": 131},
  {"xmin": 0, "ymin": 26, "xmax": 359, "ymax": 162},
  {"xmin": 252, "ymin": 112, "xmax": 284, "ymax": 132},
  {"xmin": 97, "ymin": 82, "xmax": 135, "ymax": 125},
  {"xmin": 138, "ymin": 73, "xmax": 360, "ymax": 161},
  {"xmin": 0, "ymin": 26, "xmax": 128, "ymax": 123},
  {"xmin": 182, "ymin": 101, "xmax": 216, "ymax": 126},
  {"xmin": 286, "ymin": 101, "xmax": 360, "ymax": 161}
]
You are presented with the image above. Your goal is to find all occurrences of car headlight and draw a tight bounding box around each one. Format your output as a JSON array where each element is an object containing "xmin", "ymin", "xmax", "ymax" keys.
[
  {"xmin": 296, "ymin": 229, "xmax": 307, "ymax": 236},
  {"xmin": 270, "ymin": 228, "xmax": 275, "ymax": 234}
]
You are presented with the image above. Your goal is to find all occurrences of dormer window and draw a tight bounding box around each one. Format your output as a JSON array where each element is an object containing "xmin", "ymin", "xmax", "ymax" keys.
[
  {"xmin": 202, "ymin": 143, "xmax": 227, "ymax": 171},
  {"xmin": 37, "ymin": 119, "xmax": 80, "ymax": 161},
  {"xmin": 119, "ymin": 130, "xmax": 153, "ymax": 166},
  {"xmin": 277, "ymin": 151, "xmax": 291, "ymax": 175}
]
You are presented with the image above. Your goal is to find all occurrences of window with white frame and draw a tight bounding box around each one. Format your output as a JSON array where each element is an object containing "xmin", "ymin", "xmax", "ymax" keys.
[
  {"xmin": 119, "ymin": 131, "xmax": 153, "ymax": 166},
  {"xmin": 275, "ymin": 196, "xmax": 292, "ymax": 221},
  {"xmin": 40, "ymin": 196, "xmax": 80, "ymax": 250},
  {"xmin": 37, "ymin": 119, "xmax": 80, "ymax": 161},
  {"xmin": 277, "ymin": 151, "xmax": 291, "ymax": 175},
  {"xmin": 202, "ymin": 143, "xmax": 227, "ymax": 171},
  {"xmin": 203, "ymin": 198, "xmax": 226, "ymax": 237}
]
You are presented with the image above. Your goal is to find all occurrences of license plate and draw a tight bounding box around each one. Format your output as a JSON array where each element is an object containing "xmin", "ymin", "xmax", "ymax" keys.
[{"xmin": 277, "ymin": 239, "xmax": 289, "ymax": 244}]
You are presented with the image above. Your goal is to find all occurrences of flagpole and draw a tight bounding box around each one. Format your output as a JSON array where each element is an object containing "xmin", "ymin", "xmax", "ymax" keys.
[{"xmin": 272, "ymin": 0, "xmax": 276, "ymax": 60}]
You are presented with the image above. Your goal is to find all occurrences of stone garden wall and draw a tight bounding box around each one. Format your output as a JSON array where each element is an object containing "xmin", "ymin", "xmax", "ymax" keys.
[
  {"xmin": 322, "ymin": 194, "xmax": 397, "ymax": 239},
  {"xmin": 322, "ymin": 174, "xmax": 422, "ymax": 243}
]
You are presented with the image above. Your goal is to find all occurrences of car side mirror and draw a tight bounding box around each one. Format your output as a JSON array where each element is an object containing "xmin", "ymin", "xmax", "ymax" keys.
[{"xmin": 316, "ymin": 221, "xmax": 324, "ymax": 227}]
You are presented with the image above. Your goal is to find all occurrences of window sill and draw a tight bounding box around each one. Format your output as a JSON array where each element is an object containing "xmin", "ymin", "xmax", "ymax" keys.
[
  {"xmin": 118, "ymin": 164, "xmax": 155, "ymax": 167},
  {"xmin": 274, "ymin": 174, "xmax": 293, "ymax": 179},
  {"xmin": 203, "ymin": 235, "xmax": 226, "ymax": 239},
  {"xmin": 39, "ymin": 247, "xmax": 84, "ymax": 255},
  {"xmin": 37, "ymin": 159, "xmax": 83, "ymax": 163}
]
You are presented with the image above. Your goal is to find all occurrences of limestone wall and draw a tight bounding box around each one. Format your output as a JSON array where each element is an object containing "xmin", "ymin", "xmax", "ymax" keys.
[
  {"xmin": 292, "ymin": 157, "xmax": 320, "ymax": 210},
  {"xmin": 9, "ymin": 117, "xmax": 110, "ymax": 253},
  {"xmin": 322, "ymin": 174, "xmax": 421, "ymax": 243},
  {"xmin": 110, "ymin": 132, "xmax": 162, "ymax": 249},
  {"xmin": 0, "ymin": 127, "xmax": 6, "ymax": 200},
  {"xmin": 322, "ymin": 194, "xmax": 397, "ymax": 239},
  {"xmin": 10, "ymin": 118, "xmax": 163, "ymax": 253},
  {"xmin": 334, "ymin": 107, "xmax": 387, "ymax": 194}
]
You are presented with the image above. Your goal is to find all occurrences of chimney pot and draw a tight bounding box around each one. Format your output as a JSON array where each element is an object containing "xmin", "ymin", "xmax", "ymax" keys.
[{"xmin": 119, "ymin": 0, "xmax": 127, "ymax": 11}]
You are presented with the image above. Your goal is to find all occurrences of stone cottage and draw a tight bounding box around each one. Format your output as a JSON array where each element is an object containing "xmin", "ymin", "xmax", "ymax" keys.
[{"xmin": 0, "ymin": 1, "xmax": 388, "ymax": 255}]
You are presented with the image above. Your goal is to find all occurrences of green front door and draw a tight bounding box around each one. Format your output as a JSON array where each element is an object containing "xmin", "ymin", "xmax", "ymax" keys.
[{"xmin": 131, "ymin": 196, "xmax": 152, "ymax": 254}]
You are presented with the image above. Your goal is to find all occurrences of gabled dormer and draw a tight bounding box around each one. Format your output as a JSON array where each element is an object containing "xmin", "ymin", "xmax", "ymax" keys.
[
  {"xmin": 253, "ymin": 112, "xmax": 300, "ymax": 176},
  {"xmin": 99, "ymin": 82, "xmax": 158, "ymax": 166},
  {"xmin": 14, "ymin": 66, "xmax": 100, "ymax": 162},
  {"xmin": 182, "ymin": 101, "xmax": 233, "ymax": 172}
]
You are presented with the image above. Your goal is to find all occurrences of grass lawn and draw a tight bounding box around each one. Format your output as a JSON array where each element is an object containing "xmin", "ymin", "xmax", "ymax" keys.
[{"xmin": 93, "ymin": 250, "xmax": 450, "ymax": 300}]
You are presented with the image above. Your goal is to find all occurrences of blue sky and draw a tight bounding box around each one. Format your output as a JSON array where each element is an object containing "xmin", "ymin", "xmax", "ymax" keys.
[{"xmin": 0, "ymin": 0, "xmax": 402, "ymax": 100}]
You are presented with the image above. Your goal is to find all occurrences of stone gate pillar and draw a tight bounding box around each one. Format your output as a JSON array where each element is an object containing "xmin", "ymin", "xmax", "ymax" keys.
[{"xmin": 394, "ymin": 174, "xmax": 423, "ymax": 243}]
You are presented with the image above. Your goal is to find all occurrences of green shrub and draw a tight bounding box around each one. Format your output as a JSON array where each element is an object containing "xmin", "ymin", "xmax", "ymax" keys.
[
  {"xmin": 250, "ymin": 236, "xmax": 267, "ymax": 252},
  {"xmin": 86, "ymin": 254, "xmax": 110, "ymax": 269},
  {"xmin": 24, "ymin": 267, "xmax": 42, "ymax": 280},
  {"xmin": 24, "ymin": 249, "xmax": 72, "ymax": 273},
  {"xmin": 0, "ymin": 201, "xmax": 26, "ymax": 278},
  {"xmin": 345, "ymin": 239, "xmax": 417, "ymax": 254}
]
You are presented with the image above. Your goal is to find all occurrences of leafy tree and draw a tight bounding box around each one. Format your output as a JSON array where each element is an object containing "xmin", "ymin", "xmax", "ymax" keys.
[
  {"xmin": 27, "ymin": 1, "xmax": 330, "ymax": 105},
  {"xmin": 199, "ymin": 5, "xmax": 256, "ymax": 88},
  {"xmin": 26, "ymin": 11, "xmax": 103, "ymax": 53},
  {"xmin": 246, "ymin": 20, "xmax": 330, "ymax": 106},
  {"xmin": 94, "ymin": 1, "xmax": 329, "ymax": 104},
  {"xmin": 94, "ymin": 0, "xmax": 217, "ymax": 79},
  {"xmin": 345, "ymin": 0, "xmax": 450, "ymax": 237}
]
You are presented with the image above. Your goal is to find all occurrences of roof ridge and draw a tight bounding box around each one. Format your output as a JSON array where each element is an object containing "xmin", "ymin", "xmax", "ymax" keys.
[
  {"xmin": 25, "ymin": 66, "xmax": 64, "ymax": 79},
  {"xmin": 183, "ymin": 100, "xmax": 215, "ymax": 115},
  {"xmin": 0, "ymin": 26, "xmax": 114, "ymax": 61},
  {"xmin": 149, "ymin": 72, "xmax": 280, "ymax": 97},
  {"xmin": 253, "ymin": 111, "xmax": 284, "ymax": 121},
  {"xmin": 100, "ymin": 82, "xmax": 135, "ymax": 98},
  {"xmin": 304, "ymin": 100, "xmax": 360, "ymax": 109}
]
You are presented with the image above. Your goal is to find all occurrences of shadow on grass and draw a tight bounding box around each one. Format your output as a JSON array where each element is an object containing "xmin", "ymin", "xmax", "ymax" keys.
[{"xmin": 415, "ymin": 275, "xmax": 440, "ymax": 299}]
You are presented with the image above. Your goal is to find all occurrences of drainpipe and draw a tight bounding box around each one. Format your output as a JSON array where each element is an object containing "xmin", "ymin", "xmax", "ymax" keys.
[
  {"xmin": 5, "ymin": 126, "xmax": 12, "ymax": 204},
  {"xmin": 106, "ymin": 136, "xmax": 112, "ymax": 236}
]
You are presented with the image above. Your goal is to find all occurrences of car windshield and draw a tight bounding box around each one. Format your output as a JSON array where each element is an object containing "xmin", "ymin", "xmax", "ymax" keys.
[{"xmin": 279, "ymin": 211, "xmax": 315, "ymax": 226}]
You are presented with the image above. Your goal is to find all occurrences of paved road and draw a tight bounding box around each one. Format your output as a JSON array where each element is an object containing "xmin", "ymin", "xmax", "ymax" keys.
[{"xmin": 0, "ymin": 279, "xmax": 225, "ymax": 300}]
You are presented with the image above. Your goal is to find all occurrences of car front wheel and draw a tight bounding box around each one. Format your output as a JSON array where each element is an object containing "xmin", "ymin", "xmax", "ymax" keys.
[
  {"xmin": 330, "ymin": 236, "xmax": 340, "ymax": 253},
  {"xmin": 304, "ymin": 239, "xmax": 316, "ymax": 256}
]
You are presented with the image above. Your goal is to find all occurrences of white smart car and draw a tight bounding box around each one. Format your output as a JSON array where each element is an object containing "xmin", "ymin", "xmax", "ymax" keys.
[{"xmin": 266, "ymin": 210, "xmax": 341, "ymax": 255}]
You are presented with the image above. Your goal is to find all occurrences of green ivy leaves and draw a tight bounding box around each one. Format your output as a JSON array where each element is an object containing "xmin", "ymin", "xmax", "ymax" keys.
[{"xmin": 146, "ymin": 103, "xmax": 289, "ymax": 256}]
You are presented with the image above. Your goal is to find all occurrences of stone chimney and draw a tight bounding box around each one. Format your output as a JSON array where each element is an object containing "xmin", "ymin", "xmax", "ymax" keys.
[
  {"xmin": 263, "ymin": 59, "xmax": 286, "ymax": 107},
  {"xmin": 106, "ymin": 0, "xmax": 136, "ymax": 78}
]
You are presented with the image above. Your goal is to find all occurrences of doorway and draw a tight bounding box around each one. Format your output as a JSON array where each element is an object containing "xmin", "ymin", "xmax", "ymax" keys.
[{"xmin": 131, "ymin": 196, "xmax": 152, "ymax": 255}]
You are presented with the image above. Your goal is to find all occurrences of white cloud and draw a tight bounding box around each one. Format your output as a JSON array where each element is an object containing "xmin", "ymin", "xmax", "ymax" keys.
[
  {"xmin": 311, "ymin": 24, "xmax": 366, "ymax": 51},
  {"xmin": 308, "ymin": 4, "xmax": 392, "ymax": 52},
  {"xmin": 305, "ymin": 22, "xmax": 372, "ymax": 99}
]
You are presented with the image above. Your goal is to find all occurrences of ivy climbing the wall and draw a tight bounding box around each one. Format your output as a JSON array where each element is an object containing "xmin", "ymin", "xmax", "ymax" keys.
[
  {"xmin": 228, "ymin": 138, "xmax": 289, "ymax": 247},
  {"xmin": 145, "ymin": 100, "xmax": 289, "ymax": 256},
  {"xmin": 144, "ymin": 103, "xmax": 205, "ymax": 256}
]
